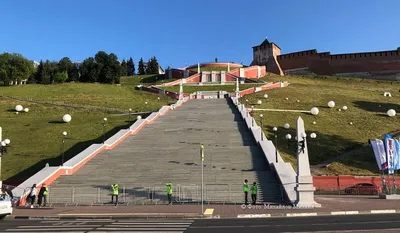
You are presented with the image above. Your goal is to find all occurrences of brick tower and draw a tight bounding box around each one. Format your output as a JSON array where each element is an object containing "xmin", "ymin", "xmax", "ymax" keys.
[{"xmin": 251, "ymin": 38, "xmax": 284, "ymax": 76}]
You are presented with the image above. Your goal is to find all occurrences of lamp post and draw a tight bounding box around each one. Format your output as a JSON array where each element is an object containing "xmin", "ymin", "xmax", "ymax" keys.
[
  {"xmin": 273, "ymin": 127, "xmax": 278, "ymax": 163},
  {"xmin": 309, "ymin": 133, "xmax": 317, "ymax": 146},
  {"xmin": 0, "ymin": 137, "xmax": 11, "ymax": 187},
  {"xmin": 200, "ymin": 144, "xmax": 205, "ymax": 215},
  {"xmin": 62, "ymin": 131, "xmax": 67, "ymax": 166},
  {"xmin": 259, "ymin": 114, "xmax": 264, "ymax": 141},
  {"xmin": 103, "ymin": 118, "xmax": 107, "ymax": 144},
  {"xmin": 251, "ymin": 106, "xmax": 254, "ymax": 127},
  {"xmin": 286, "ymin": 133, "xmax": 307, "ymax": 153}
]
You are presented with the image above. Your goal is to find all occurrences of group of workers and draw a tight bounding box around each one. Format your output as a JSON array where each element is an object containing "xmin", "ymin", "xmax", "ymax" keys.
[{"xmin": 110, "ymin": 180, "xmax": 258, "ymax": 205}]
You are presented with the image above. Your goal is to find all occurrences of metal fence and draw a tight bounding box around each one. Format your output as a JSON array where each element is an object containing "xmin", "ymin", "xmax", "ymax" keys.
[
  {"xmin": 43, "ymin": 183, "xmax": 285, "ymax": 206},
  {"xmin": 315, "ymin": 186, "xmax": 400, "ymax": 196}
]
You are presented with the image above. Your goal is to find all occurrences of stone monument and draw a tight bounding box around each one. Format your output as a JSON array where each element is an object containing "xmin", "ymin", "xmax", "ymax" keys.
[{"xmin": 294, "ymin": 117, "xmax": 321, "ymax": 207}]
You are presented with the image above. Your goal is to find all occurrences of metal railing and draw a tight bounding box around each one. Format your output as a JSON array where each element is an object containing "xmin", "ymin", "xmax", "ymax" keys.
[
  {"xmin": 44, "ymin": 183, "xmax": 285, "ymax": 206},
  {"xmin": 315, "ymin": 186, "xmax": 395, "ymax": 196}
]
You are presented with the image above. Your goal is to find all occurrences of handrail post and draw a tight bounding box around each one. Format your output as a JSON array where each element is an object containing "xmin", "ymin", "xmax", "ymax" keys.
[{"xmin": 72, "ymin": 187, "xmax": 75, "ymax": 203}]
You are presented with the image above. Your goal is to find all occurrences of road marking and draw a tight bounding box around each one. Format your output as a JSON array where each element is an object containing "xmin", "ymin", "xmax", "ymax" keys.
[
  {"xmin": 371, "ymin": 209, "xmax": 396, "ymax": 214},
  {"xmin": 237, "ymin": 214, "xmax": 271, "ymax": 218},
  {"xmin": 286, "ymin": 213, "xmax": 318, "ymax": 217},
  {"xmin": 58, "ymin": 212, "xmax": 197, "ymax": 216},
  {"xmin": 330, "ymin": 211, "xmax": 359, "ymax": 215},
  {"xmin": 6, "ymin": 228, "xmax": 93, "ymax": 231},
  {"xmin": 204, "ymin": 208, "xmax": 214, "ymax": 215}
]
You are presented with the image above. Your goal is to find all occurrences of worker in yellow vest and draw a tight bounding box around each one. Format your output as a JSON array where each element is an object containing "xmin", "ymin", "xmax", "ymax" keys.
[
  {"xmin": 38, "ymin": 183, "xmax": 49, "ymax": 207},
  {"xmin": 251, "ymin": 182, "xmax": 258, "ymax": 205},
  {"xmin": 111, "ymin": 184, "xmax": 119, "ymax": 206},
  {"xmin": 166, "ymin": 183, "xmax": 173, "ymax": 205},
  {"xmin": 243, "ymin": 179, "xmax": 249, "ymax": 205}
]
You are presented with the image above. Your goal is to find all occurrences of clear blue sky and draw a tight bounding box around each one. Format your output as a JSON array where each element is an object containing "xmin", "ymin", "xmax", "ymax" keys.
[{"xmin": 1, "ymin": 0, "xmax": 399, "ymax": 68}]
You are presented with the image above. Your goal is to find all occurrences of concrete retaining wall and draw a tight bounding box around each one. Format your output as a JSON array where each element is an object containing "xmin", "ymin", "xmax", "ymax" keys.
[
  {"xmin": 233, "ymin": 97, "xmax": 297, "ymax": 203},
  {"xmin": 13, "ymin": 97, "xmax": 190, "ymax": 204}
]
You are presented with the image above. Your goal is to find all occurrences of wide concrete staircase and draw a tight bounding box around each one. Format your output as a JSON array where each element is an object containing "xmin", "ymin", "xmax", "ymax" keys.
[{"xmin": 49, "ymin": 99, "xmax": 284, "ymax": 205}]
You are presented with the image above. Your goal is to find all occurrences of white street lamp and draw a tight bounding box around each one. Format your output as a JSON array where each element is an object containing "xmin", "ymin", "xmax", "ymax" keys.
[
  {"xmin": 310, "ymin": 133, "xmax": 317, "ymax": 139},
  {"xmin": 273, "ymin": 127, "xmax": 277, "ymax": 132},
  {"xmin": 137, "ymin": 115, "xmax": 142, "ymax": 120},
  {"xmin": 284, "ymin": 123, "xmax": 290, "ymax": 129},
  {"xmin": 285, "ymin": 134, "xmax": 292, "ymax": 140}
]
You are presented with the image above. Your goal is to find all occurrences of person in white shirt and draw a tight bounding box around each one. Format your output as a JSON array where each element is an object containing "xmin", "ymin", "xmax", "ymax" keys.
[{"xmin": 28, "ymin": 184, "xmax": 37, "ymax": 208}]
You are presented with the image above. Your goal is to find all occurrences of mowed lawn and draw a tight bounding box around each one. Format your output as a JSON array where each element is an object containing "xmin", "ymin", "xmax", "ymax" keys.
[
  {"xmin": 245, "ymin": 75, "xmax": 400, "ymax": 175},
  {"xmin": 0, "ymin": 83, "xmax": 175, "ymax": 184}
]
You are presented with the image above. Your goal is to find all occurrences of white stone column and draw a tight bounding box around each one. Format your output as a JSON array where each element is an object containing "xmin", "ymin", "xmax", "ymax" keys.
[
  {"xmin": 294, "ymin": 117, "xmax": 321, "ymax": 208},
  {"xmin": 235, "ymin": 77, "xmax": 240, "ymax": 99},
  {"xmin": 179, "ymin": 79, "xmax": 183, "ymax": 100},
  {"xmin": 197, "ymin": 63, "xmax": 200, "ymax": 73},
  {"xmin": 258, "ymin": 66, "xmax": 261, "ymax": 78},
  {"xmin": 221, "ymin": 71, "xmax": 226, "ymax": 84},
  {"xmin": 228, "ymin": 62, "xmax": 230, "ymax": 72}
]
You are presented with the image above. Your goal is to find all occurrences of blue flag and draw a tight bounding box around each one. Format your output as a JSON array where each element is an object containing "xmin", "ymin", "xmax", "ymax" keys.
[
  {"xmin": 384, "ymin": 134, "xmax": 395, "ymax": 174},
  {"xmin": 394, "ymin": 139, "xmax": 400, "ymax": 170}
]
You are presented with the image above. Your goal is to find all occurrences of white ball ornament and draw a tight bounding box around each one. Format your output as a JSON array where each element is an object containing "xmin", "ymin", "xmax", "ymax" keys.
[
  {"xmin": 24, "ymin": 108, "xmax": 29, "ymax": 113},
  {"xmin": 15, "ymin": 105, "xmax": 23, "ymax": 112},
  {"xmin": 311, "ymin": 107, "xmax": 319, "ymax": 116},
  {"xmin": 328, "ymin": 101, "xmax": 335, "ymax": 108},
  {"xmin": 285, "ymin": 97, "xmax": 289, "ymax": 100},
  {"xmin": 338, "ymin": 109, "xmax": 341, "ymax": 112},
  {"xmin": 342, "ymin": 106, "xmax": 348, "ymax": 111},
  {"xmin": 284, "ymin": 123, "xmax": 290, "ymax": 129},
  {"xmin": 387, "ymin": 109, "xmax": 396, "ymax": 117},
  {"xmin": 349, "ymin": 122, "xmax": 353, "ymax": 125},
  {"xmin": 257, "ymin": 100, "xmax": 262, "ymax": 105},
  {"xmin": 137, "ymin": 115, "xmax": 142, "ymax": 120},
  {"xmin": 62, "ymin": 114, "xmax": 72, "ymax": 123},
  {"xmin": 313, "ymin": 121, "xmax": 316, "ymax": 125},
  {"xmin": 15, "ymin": 112, "xmax": 19, "ymax": 115},
  {"xmin": 264, "ymin": 94, "xmax": 268, "ymax": 99}
]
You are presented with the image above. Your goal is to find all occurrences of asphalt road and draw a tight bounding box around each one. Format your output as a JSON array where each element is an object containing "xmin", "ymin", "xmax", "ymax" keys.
[
  {"xmin": 1, "ymin": 214, "xmax": 400, "ymax": 232},
  {"xmin": 186, "ymin": 214, "xmax": 400, "ymax": 233}
]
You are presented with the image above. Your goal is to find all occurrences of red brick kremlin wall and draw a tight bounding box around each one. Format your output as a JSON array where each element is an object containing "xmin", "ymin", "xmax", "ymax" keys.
[{"xmin": 276, "ymin": 49, "xmax": 400, "ymax": 77}]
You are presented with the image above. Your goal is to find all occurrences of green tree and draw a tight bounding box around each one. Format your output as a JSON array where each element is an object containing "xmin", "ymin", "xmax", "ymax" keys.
[
  {"xmin": 42, "ymin": 60, "xmax": 58, "ymax": 84},
  {"xmin": 146, "ymin": 56, "xmax": 160, "ymax": 74},
  {"xmin": 53, "ymin": 71, "xmax": 68, "ymax": 83},
  {"xmin": 35, "ymin": 60, "xmax": 45, "ymax": 83},
  {"xmin": 397, "ymin": 47, "xmax": 400, "ymax": 50},
  {"xmin": 0, "ymin": 53, "xmax": 35, "ymax": 85},
  {"xmin": 120, "ymin": 59, "xmax": 128, "ymax": 76},
  {"xmin": 79, "ymin": 57, "xmax": 99, "ymax": 83},
  {"xmin": 58, "ymin": 57, "xmax": 79, "ymax": 82},
  {"xmin": 127, "ymin": 57, "xmax": 135, "ymax": 75},
  {"xmin": 138, "ymin": 58, "xmax": 145, "ymax": 75}
]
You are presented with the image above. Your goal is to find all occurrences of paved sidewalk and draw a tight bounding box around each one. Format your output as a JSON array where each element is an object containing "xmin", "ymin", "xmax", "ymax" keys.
[{"xmin": 9, "ymin": 196, "xmax": 400, "ymax": 219}]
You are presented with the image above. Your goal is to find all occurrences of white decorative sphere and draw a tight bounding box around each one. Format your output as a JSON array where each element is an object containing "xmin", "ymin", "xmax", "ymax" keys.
[
  {"xmin": 62, "ymin": 131, "xmax": 67, "ymax": 136},
  {"xmin": 285, "ymin": 97, "xmax": 289, "ymax": 100},
  {"xmin": 297, "ymin": 100, "xmax": 300, "ymax": 103},
  {"xmin": 24, "ymin": 108, "xmax": 29, "ymax": 113},
  {"xmin": 284, "ymin": 123, "xmax": 290, "ymax": 129},
  {"xmin": 285, "ymin": 134, "xmax": 292, "ymax": 140},
  {"xmin": 328, "ymin": 101, "xmax": 335, "ymax": 108},
  {"xmin": 338, "ymin": 109, "xmax": 342, "ymax": 112},
  {"xmin": 342, "ymin": 106, "xmax": 348, "ymax": 111},
  {"xmin": 137, "ymin": 115, "xmax": 142, "ymax": 120},
  {"xmin": 103, "ymin": 117, "xmax": 108, "ymax": 121},
  {"xmin": 1, "ymin": 141, "xmax": 5, "ymax": 147},
  {"xmin": 145, "ymin": 102, "xmax": 148, "ymax": 105},
  {"xmin": 387, "ymin": 109, "xmax": 396, "ymax": 117},
  {"xmin": 15, "ymin": 105, "xmax": 23, "ymax": 112},
  {"xmin": 273, "ymin": 127, "xmax": 277, "ymax": 131},
  {"xmin": 4, "ymin": 139, "xmax": 10, "ymax": 145},
  {"xmin": 264, "ymin": 94, "xmax": 268, "ymax": 99},
  {"xmin": 157, "ymin": 97, "xmax": 160, "ymax": 100},
  {"xmin": 313, "ymin": 121, "xmax": 316, "ymax": 125},
  {"xmin": 349, "ymin": 122, "xmax": 353, "ymax": 125},
  {"xmin": 310, "ymin": 133, "xmax": 317, "ymax": 139},
  {"xmin": 16, "ymin": 112, "xmax": 19, "ymax": 115},
  {"xmin": 62, "ymin": 114, "xmax": 72, "ymax": 123},
  {"xmin": 311, "ymin": 107, "xmax": 319, "ymax": 116},
  {"xmin": 257, "ymin": 100, "xmax": 262, "ymax": 105},
  {"xmin": 301, "ymin": 133, "xmax": 307, "ymax": 138}
]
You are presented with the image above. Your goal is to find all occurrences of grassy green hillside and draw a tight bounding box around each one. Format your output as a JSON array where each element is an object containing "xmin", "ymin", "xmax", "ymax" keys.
[
  {"xmin": 0, "ymin": 83, "xmax": 174, "ymax": 183},
  {"xmin": 245, "ymin": 75, "xmax": 400, "ymax": 175}
]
